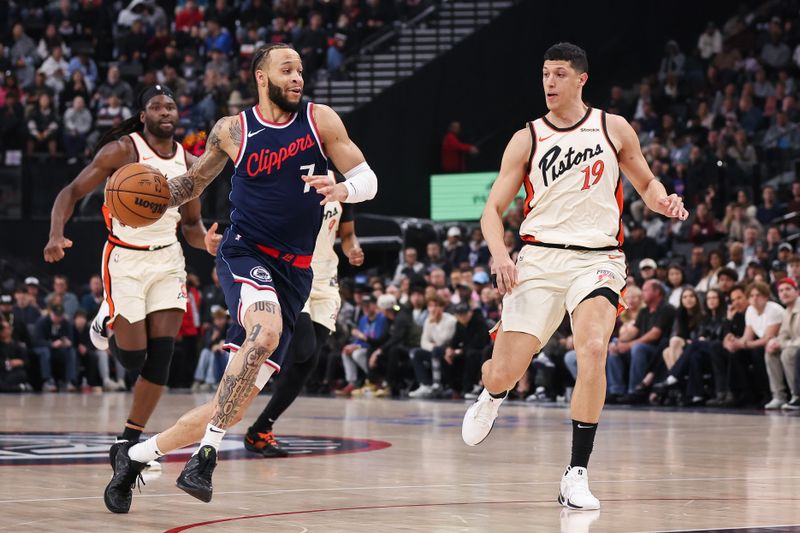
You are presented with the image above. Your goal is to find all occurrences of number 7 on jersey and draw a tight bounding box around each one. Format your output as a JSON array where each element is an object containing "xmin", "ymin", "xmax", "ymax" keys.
[{"xmin": 300, "ymin": 164, "xmax": 315, "ymax": 193}]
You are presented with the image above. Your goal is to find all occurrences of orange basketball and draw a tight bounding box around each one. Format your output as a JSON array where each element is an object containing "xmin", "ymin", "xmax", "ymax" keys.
[{"xmin": 105, "ymin": 163, "xmax": 170, "ymax": 228}]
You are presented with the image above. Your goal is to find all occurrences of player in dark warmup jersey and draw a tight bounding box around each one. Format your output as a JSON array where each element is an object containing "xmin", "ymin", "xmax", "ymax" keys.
[
  {"xmin": 103, "ymin": 43, "xmax": 378, "ymax": 513},
  {"xmin": 244, "ymin": 175, "xmax": 364, "ymax": 457},
  {"xmin": 44, "ymin": 87, "xmax": 215, "ymax": 469}
]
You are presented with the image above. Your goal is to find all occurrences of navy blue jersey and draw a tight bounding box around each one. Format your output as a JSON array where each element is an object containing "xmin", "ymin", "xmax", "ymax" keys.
[{"xmin": 230, "ymin": 101, "xmax": 329, "ymax": 255}]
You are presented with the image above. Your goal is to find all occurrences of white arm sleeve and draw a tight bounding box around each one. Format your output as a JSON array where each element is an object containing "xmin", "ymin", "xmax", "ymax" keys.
[{"xmin": 342, "ymin": 162, "xmax": 378, "ymax": 203}]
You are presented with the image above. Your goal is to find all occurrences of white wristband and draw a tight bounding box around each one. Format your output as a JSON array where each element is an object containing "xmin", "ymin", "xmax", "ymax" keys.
[{"xmin": 342, "ymin": 162, "xmax": 377, "ymax": 203}]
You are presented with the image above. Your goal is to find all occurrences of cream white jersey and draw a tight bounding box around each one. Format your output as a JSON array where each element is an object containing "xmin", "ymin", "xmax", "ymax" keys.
[
  {"xmin": 520, "ymin": 107, "xmax": 623, "ymax": 249},
  {"xmin": 311, "ymin": 198, "xmax": 352, "ymax": 280},
  {"xmin": 103, "ymin": 131, "xmax": 186, "ymax": 248}
]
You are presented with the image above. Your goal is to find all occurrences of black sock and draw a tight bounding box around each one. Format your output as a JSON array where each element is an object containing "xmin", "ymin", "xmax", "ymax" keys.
[
  {"xmin": 121, "ymin": 419, "xmax": 144, "ymax": 442},
  {"xmin": 570, "ymin": 419, "xmax": 598, "ymax": 468},
  {"xmin": 489, "ymin": 390, "xmax": 508, "ymax": 399}
]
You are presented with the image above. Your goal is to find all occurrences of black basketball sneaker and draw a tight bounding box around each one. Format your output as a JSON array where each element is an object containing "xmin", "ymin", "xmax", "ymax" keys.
[
  {"xmin": 176, "ymin": 445, "xmax": 217, "ymax": 502},
  {"xmin": 104, "ymin": 441, "xmax": 147, "ymax": 513}
]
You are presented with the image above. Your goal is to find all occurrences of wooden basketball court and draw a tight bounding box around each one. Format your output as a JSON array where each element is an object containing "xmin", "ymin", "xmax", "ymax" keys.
[{"xmin": 1, "ymin": 393, "xmax": 799, "ymax": 532}]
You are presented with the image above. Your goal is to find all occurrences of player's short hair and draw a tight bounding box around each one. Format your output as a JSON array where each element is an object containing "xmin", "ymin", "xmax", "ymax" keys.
[
  {"xmin": 543, "ymin": 42, "xmax": 589, "ymax": 73},
  {"xmin": 251, "ymin": 43, "xmax": 293, "ymax": 83}
]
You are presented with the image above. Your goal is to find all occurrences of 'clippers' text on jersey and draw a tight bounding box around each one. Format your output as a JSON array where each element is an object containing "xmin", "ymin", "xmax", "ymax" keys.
[{"xmin": 231, "ymin": 102, "xmax": 329, "ymax": 255}]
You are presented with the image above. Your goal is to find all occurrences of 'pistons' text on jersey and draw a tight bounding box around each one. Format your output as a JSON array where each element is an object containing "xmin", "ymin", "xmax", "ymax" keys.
[
  {"xmin": 521, "ymin": 108, "xmax": 622, "ymax": 249},
  {"xmin": 231, "ymin": 102, "xmax": 329, "ymax": 255}
]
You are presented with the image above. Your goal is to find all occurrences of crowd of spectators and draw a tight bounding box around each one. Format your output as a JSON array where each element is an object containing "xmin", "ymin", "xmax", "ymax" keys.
[
  {"xmin": 3, "ymin": 3, "xmax": 800, "ymax": 412},
  {"xmin": 0, "ymin": 0, "xmax": 419, "ymax": 164}
]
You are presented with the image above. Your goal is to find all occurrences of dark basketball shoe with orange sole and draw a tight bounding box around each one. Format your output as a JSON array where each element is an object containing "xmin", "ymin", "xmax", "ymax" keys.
[{"xmin": 244, "ymin": 430, "xmax": 290, "ymax": 458}]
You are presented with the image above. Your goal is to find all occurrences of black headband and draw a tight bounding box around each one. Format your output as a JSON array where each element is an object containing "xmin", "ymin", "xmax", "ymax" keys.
[{"xmin": 138, "ymin": 84, "xmax": 174, "ymax": 110}]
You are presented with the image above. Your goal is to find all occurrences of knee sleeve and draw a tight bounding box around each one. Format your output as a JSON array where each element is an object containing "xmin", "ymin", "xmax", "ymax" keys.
[
  {"xmin": 581, "ymin": 287, "xmax": 619, "ymax": 309},
  {"xmin": 140, "ymin": 337, "xmax": 175, "ymax": 386},
  {"xmin": 110, "ymin": 336, "xmax": 147, "ymax": 371}
]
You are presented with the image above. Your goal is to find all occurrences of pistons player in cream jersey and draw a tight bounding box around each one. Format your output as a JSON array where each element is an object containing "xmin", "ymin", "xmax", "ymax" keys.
[
  {"xmin": 243, "ymin": 172, "xmax": 364, "ymax": 457},
  {"xmin": 45, "ymin": 86, "xmax": 215, "ymax": 468},
  {"xmin": 461, "ymin": 43, "xmax": 688, "ymax": 511}
]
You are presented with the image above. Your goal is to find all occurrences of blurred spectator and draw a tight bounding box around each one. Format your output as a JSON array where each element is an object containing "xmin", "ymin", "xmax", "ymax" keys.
[
  {"xmin": 0, "ymin": 316, "xmax": 31, "ymax": 392},
  {"xmin": 756, "ymin": 186, "xmax": 785, "ymax": 226},
  {"xmin": 697, "ymin": 22, "xmax": 722, "ymax": 61},
  {"xmin": 94, "ymin": 94, "xmax": 132, "ymax": 133},
  {"xmin": 204, "ymin": 17, "xmax": 234, "ymax": 56},
  {"xmin": 695, "ymin": 249, "xmax": 725, "ymax": 293},
  {"xmin": 47, "ymin": 274, "xmax": 79, "ymax": 319},
  {"xmin": 60, "ymin": 70, "xmax": 92, "ymax": 114},
  {"xmin": 67, "ymin": 51, "xmax": 98, "ymax": 90},
  {"xmin": 38, "ymin": 45, "xmax": 70, "ymax": 95},
  {"xmin": 192, "ymin": 307, "xmax": 229, "ymax": 392},
  {"xmin": 409, "ymin": 295, "xmax": 457, "ymax": 398},
  {"xmin": 80, "ymin": 274, "xmax": 104, "ymax": 318},
  {"xmin": 607, "ymin": 279, "xmax": 676, "ymax": 403},
  {"xmin": 393, "ymin": 247, "xmax": 425, "ymax": 284},
  {"xmin": 26, "ymin": 92, "xmax": 60, "ymax": 155},
  {"xmin": 175, "ymin": 0, "xmax": 204, "ymax": 33},
  {"xmin": 337, "ymin": 294, "xmax": 387, "ymax": 396},
  {"xmin": 765, "ymin": 278, "xmax": 799, "ymax": 409},
  {"xmin": 446, "ymin": 303, "xmax": 490, "ymax": 398},
  {"xmin": 95, "ymin": 65, "xmax": 134, "ymax": 108},
  {"xmin": 295, "ymin": 12, "xmax": 328, "ymax": 81},
  {"xmin": 10, "ymin": 22, "xmax": 36, "ymax": 87},
  {"xmin": 170, "ymin": 273, "xmax": 201, "ymax": 389},
  {"xmin": 62, "ymin": 95, "xmax": 92, "ymax": 163},
  {"xmin": 37, "ymin": 23, "xmax": 70, "ymax": 61},
  {"xmin": 33, "ymin": 303, "xmax": 77, "ymax": 392},
  {"xmin": 366, "ymin": 295, "xmax": 416, "ymax": 397},
  {"xmin": 441, "ymin": 121, "xmax": 478, "ymax": 172},
  {"xmin": 721, "ymin": 281, "xmax": 782, "ymax": 407},
  {"xmin": 361, "ymin": 0, "xmax": 394, "ymax": 37},
  {"xmin": 71, "ymin": 309, "xmax": 102, "ymax": 391},
  {"xmin": 0, "ymin": 91, "xmax": 27, "ymax": 151}
]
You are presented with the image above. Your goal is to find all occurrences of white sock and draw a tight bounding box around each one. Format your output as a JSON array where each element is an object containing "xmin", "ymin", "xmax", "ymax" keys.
[
  {"xmin": 665, "ymin": 375, "xmax": 678, "ymax": 386},
  {"xmin": 196, "ymin": 423, "xmax": 226, "ymax": 454},
  {"xmin": 128, "ymin": 435, "xmax": 163, "ymax": 463}
]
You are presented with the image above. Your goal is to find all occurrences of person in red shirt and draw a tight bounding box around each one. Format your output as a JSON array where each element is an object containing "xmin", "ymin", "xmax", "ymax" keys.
[
  {"xmin": 175, "ymin": 0, "xmax": 204, "ymax": 33},
  {"xmin": 441, "ymin": 121, "xmax": 478, "ymax": 172}
]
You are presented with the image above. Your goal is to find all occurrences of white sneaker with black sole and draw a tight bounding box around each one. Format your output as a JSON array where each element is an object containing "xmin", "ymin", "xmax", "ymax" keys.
[
  {"xmin": 461, "ymin": 388, "xmax": 505, "ymax": 446},
  {"xmin": 90, "ymin": 301, "xmax": 110, "ymax": 351},
  {"xmin": 558, "ymin": 466, "xmax": 600, "ymax": 510}
]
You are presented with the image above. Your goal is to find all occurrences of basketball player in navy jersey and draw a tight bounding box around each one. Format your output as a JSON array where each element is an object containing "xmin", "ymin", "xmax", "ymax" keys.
[
  {"xmin": 104, "ymin": 44, "xmax": 377, "ymax": 513},
  {"xmin": 244, "ymin": 173, "xmax": 363, "ymax": 457},
  {"xmin": 45, "ymin": 87, "xmax": 214, "ymax": 469},
  {"xmin": 461, "ymin": 43, "xmax": 688, "ymax": 510}
]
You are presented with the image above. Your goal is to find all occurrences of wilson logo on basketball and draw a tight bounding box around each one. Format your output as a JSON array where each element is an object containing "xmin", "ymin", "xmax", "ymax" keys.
[
  {"xmin": 246, "ymin": 134, "xmax": 316, "ymax": 177},
  {"xmin": 134, "ymin": 196, "xmax": 168, "ymax": 214}
]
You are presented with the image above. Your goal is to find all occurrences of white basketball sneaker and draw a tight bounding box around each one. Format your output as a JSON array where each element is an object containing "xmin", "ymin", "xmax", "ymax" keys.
[
  {"xmin": 90, "ymin": 301, "xmax": 110, "ymax": 351},
  {"xmin": 461, "ymin": 388, "xmax": 505, "ymax": 446},
  {"xmin": 558, "ymin": 466, "xmax": 600, "ymax": 510}
]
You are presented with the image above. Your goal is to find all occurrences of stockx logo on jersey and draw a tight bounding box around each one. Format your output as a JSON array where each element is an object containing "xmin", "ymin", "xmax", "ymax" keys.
[
  {"xmin": 538, "ymin": 144, "xmax": 604, "ymax": 187},
  {"xmin": 246, "ymin": 134, "xmax": 317, "ymax": 177}
]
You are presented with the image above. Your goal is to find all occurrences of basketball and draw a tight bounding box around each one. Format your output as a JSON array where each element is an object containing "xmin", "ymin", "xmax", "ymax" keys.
[{"xmin": 105, "ymin": 163, "xmax": 170, "ymax": 228}]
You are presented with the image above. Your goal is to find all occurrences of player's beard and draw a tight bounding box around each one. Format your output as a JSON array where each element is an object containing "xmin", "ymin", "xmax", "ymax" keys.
[
  {"xmin": 145, "ymin": 117, "xmax": 175, "ymax": 139},
  {"xmin": 268, "ymin": 78, "xmax": 301, "ymax": 113}
]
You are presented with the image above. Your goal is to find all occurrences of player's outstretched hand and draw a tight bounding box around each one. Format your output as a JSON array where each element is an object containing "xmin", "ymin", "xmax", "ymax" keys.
[
  {"xmin": 491, "ymin": 255, "xmax": 518, "ymax": 296},
  {"xmin": 43, "ymin": 236, "xmax": 73, "ymax": 263},
  {"xmin": 302, "ymin": 174, "xmax": 349, "ymax": 205},
  {"xmin": 658, "ymin": 194, "xmax": 689, "ymax": 220},
  {"xmin": 347, "ymin": 246, "xmax": 364, "ymax": 266},
  {"xmin": 204, "ymin": 222, "xmax": 223, "ymax": 256}
]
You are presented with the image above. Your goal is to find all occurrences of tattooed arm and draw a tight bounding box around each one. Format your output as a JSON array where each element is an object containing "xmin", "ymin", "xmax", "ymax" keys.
[{"xmin": 167, "ymin": 115, "xmax": 242, "ymax": 208}]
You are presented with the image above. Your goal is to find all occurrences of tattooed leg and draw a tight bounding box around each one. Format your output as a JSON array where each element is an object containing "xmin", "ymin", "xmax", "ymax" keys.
[{"xmin": 151, "ymin": 303, "xmax": 281, "ymax": 455}]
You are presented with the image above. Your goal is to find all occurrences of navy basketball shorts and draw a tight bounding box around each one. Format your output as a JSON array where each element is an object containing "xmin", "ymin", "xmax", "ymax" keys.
[{"xmin": 216, "ymin": 228, "xmax": 313, "ymax": 382}]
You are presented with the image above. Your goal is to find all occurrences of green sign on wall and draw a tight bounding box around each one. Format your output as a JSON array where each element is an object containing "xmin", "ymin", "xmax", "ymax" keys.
[{"xmin": 429, "ymin": 172, "xmax": 525, "ymax": 221}]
